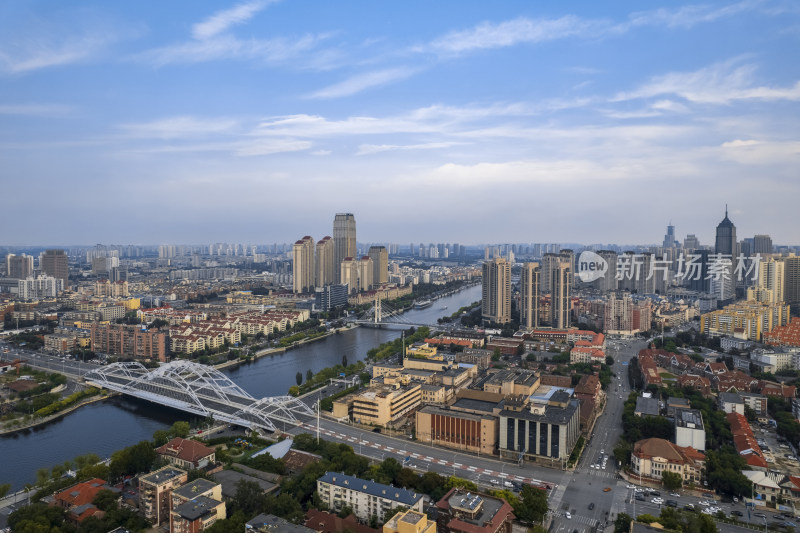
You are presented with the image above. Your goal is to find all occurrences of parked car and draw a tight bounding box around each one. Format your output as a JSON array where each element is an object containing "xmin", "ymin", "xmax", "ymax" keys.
[{"xmin": 589, "ymin": 503, "xmax": 595, "ymax": 510}]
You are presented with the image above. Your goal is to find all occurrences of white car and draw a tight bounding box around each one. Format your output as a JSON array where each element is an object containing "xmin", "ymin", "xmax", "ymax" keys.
[
  {"xmin": 652, "ymin": 498, "xmax": 664, "ymax": 504},
  {"xmin": 565, "ymin": 512, "xmax": 572, "ymax": 520},
  {"xmin": 627, "ymin": 485, "xmax": 636, "ymax": 489},
  {"xmin": 490, "ymin": 479, "xmax": 499, "ymax": 485}
]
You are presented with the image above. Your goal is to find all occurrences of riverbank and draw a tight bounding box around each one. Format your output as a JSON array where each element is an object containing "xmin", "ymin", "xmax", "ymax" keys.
[
  {"xmin": 0, "ymin": 392, "xmax": 116, "ymax": 436},
  {"xmin": 213, "ymin": 324, "xmax": 358, "ymax": 372}
]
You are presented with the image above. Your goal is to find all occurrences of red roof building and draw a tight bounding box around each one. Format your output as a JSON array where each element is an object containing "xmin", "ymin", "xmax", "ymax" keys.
[
  {"xmin": 156, "ymin": 437, "xmax": 216, "ymax": 470},
  {"xmin": 435, "ymin": 487, "xmax": 515, "ymax": 533}
]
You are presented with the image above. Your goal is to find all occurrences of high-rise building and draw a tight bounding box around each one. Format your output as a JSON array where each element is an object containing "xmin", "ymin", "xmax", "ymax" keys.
[
  {"xmin": 292, "ymin": 236, "xmax": 315, "ymax": 294},
  {"xmin": 785, "ymin": 256, "xmax": 800, "ymax": 304},
  {"xmin": 714, "ymin": 208, "xmax": 737, "ymax": 301},
  {"xmin": 755, "ymin": 258, "xmax": 785, "ymax": 303},
  {"xmin": 684, "ymin": 234, "xmax": 700, "ymax": 250},
  {"xmin": 333, "ymin": 213, "xmax": 356, "ymax": 283},
  {"xmin": 340, "ymin": 257, "xmax": 358, "ymax": 294},
  {"xmin": 594, "ymin": 250, "xmax": 618, "ymax": 292},
  {"xmin": 663, "ymin": 223, "xmax": 677, "ymax": 248},
  {"xmin": 519, "ymin": 262, "xmax": 540, "ymax": 329},
  {"xmin": 40, "ymin": 249, "xmax": 68, "ymax": 284},
  {"xmin": 482, "ymin": 258, "xmax": 511, "ymax": 324},
  {"xmin": 6, "ymin": 254, "xmax": 34, "ymax": 279},
  {"xmin": 551, "ymin": 261, "xmax": 572, "ymax": 328},
  {"xmin": 368, "ymin": 246, "xmax": 388, "ymax": 286},
  {"xmin": 315, "ymin": 236, "xmax": 334, "ymax": 287},
  {"xmin": 540, "ymin": 253, "xmax": 560, "ymax": 293},
  {"xmin": 753, "ymin": 235, "xmax": 773, "ymax": 255},
  {"xmin": 359, "ymin": 256, "xmax": 374, "ymax": 292}
]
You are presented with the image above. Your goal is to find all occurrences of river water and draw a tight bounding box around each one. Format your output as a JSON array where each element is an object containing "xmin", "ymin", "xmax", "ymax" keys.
[{"xmin": 1, "ymin": 284, "xmax": 481, "ymax": 490}]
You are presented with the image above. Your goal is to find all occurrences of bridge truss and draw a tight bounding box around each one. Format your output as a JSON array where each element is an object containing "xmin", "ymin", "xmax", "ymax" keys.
[{"xmin": 85, "ymin": 360, "xmax": 314, "ymax": 433}]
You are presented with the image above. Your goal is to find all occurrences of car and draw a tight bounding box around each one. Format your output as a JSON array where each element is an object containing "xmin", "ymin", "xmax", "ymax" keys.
[
  {"xmin": 684, "ymin": 504, "xmax": 695, "ymax": 511},
  {"xmin": 490, "ymin": 479, "xmax": 499, "ymax": 485},
  {"xmin": 603, "ymin": 487, "xmax": 612, "ymax": 492},
  {"xmin": 754, "ymin": 512, "xmax": 767, "ymax": 518},
  {"xmin": 504, "ymin": 481, "xmax": 514, "ymax": 489},
  {"xmin": 733, "ymin": 497, "xmax": 738, "ymax": 503},
  {"xmin": 774, "ymin": 515, "xmax": 785, "ymax": 521},
  {"xmin": 589, "ymin": 502, "xmax": 595, "ymax": 510},
  {"xmin": 670, "ymin": 493, "xmax": 680, "ymax": 497},
  {"xmin": 565, "ymin": 512, "xmax": 572, "ymax": 520},
  {"xmin": 651, "ymin": 498, "xmax": 663, "ymax": 504},
  {"xmin": 731, "ymin": 510, "xmax": 744, "ymax": 517},
  {"xmin": 651, "ymin": 491, "xmax": 661, "ymax": 497},
  {"xmin": 667, "ymin": 500, "xmax": 678, "ymax": 507},
  {"xmin": 590, "ymin": 464, "xmax": 596, "ymax": 469},
  {"xmin": 626, "ymin": 484, "xmax": 636, "ymax": 489}
]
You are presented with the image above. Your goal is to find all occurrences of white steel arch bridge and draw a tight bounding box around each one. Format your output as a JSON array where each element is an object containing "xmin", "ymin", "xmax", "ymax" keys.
[{"xmin": 84, "ymin": 360, "xmax": 314, "ymax": 433}]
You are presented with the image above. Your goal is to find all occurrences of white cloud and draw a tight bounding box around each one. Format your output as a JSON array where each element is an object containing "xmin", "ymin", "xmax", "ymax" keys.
[
  {"xmin": 192, "ymin": 0, "xmax": 273, "ymax": 40},
  {"xmin": 137, "ymin": 33, "xmax": 326, "ymax": 67},
  {"xmin": 426, "ymin": 16, "xmax": 600, "ymax": 55},
  {"xmin": 356, "ymin": 141, "xmax": 464, "ymax": 156},
  {"xmin": 627, "ymin": 0, "xmax": 761, "ymax": 29},
  {"xmin": 234, "ymin": 138, "xmax": 311, "ymax": 156},
  {"xmin": 118, "ymin": 116, "xmax": 240, "ymax": 139},
  {"xmin": 614, "ymin": 58, "xmax": 800, "ymax": 104},
  {"xmin": 307, "ymin": 67, "xmax": 420, "ymax": 99},
  {"xmin": 0, "ymin": 33, "xmax": 116, "ymax": 74},
  {"xmin": 720, "ymin": 139, "xmax": 800, "ymax": 164}
]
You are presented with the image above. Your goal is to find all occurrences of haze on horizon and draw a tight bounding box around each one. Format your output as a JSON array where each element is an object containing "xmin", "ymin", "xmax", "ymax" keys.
[{"xmin": 2, "ymin": 1, "xmax": 799, "ymax": 247}]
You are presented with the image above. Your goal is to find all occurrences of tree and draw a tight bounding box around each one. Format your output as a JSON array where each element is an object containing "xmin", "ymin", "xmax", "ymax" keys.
[
  {"xmin": 8, "ymin": 504, "xmax": 66, "ymax": 533},
  {"xmin": 296, "ymin": 371, "xmax": 303, "ymax": 386},
  {"xmin": 383, "ymin": 506, "xmax": 407, "ymax": 523},
  {"xmin": 92, "ymin": 489, "xmax": 119, "ymax": 512},
  {"xmin": 233, "ymin": 479, "xmax": 267, "ymax": 516},
  {"xmin": 0, "ymin": 483, "xmax": 10, "ymax": 498},
  {"xmin": 170, "ymin": 421, "xmax": 190, "ymax": 438},
  {"xmin": 492, "ymin": 348, "xmax": 501, "ymax": 362},
  {"xmin": 379, "ymin": 458, "xmax": 402, "ymax": 484},
  {"xmin": 614, "ymin": 513, "xmax": 633, "ymax": 533},
  {"xmin": 153, "ymin": 429, "xmax": 170, "ymax": 446},
  {"xmin": 514, "ymin": 485, "xmax": 549, "ymax": 523},
  {"xmin": 306, "ymin": 369, "xmax": 313, "ymax": 382},
  {"xmin": 606, "ymin": 355, "xmax": 615, "ymax": 366},
  {"xmin": 342, "ymin": 354, "xmax": 348, "ymax": 367},
  {"xmin": 662, "ymin": 470, "xmax": 682, "ymax": 491}
]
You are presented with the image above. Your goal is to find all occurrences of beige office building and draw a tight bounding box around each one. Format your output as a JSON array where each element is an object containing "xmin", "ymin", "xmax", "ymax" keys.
[
  {"xmin": 756, "ymin": 258, "xmax": 785, "ymax": 303},
  {"xmin": 482, "ymin": 258, "xmax": 511, "ymax": 324},
  {"xmin": 359, "ymin": 256, "xmax": 374, "ymax": 292},
  {"xmin": 350, "ymin": 383, "xmax": 421, "ymax": 426},
  {"xmin": 293, "ymin": 236, "xmax": 315, "ymax": 294},
  {"xmin": 315, "ymin": 236, "xmax": 335, "ymax": 287},
  {"xmin": 369, "ymin": 245, "xmax": 389, "ymax": 285}
]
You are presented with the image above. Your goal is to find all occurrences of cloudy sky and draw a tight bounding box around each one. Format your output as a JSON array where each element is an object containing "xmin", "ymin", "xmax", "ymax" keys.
[{"xmin": 1, "ymin": 1, "xmax": 798, "ymax": 247}]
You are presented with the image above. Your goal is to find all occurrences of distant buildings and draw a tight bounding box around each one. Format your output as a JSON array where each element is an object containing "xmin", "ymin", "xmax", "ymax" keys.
[
  {"xmin": 550, "ymin": 261, "xmax": 571, "ymax": 329},
  {"xmin": 713, "ymin": 208, "xmax": 737, "ymax": 302},
  {"xmin": 369, "ymin": 245, "xmax": 389, "ymax": 285},
  {"xmin": 292, "ymin": 236, "xmax": 315, "ymax": 294},
  {"xmin": 519, "ymin": 262, "xmax": 540, "ymax": 329},
  {"xmin": 482, "ymin": 258, "xmax": 510, "ymax": 324},
  {"xmin": 700, "ymin": 300, "xmax": 790, "ymax": 341},
  {"xmin": 6, "ymin": 253, "xmax": 34, "ymax": 279},
  {"xmin": 40, "ymin": 249, "xmax": 69, "ymax": 284}
]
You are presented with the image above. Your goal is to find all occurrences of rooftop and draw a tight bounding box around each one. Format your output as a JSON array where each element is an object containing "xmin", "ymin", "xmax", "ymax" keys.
[
  {"xmin": 317, "ymin": 472, "xmax": 423, "ymax": 507},
  {"xmin": 246, "ymin": 513, "xmax": 316, "ymax": 533},
  {"xmin": 140, "ymin": 467, "xmax": 187, "ymax": 485},
  {"xmin": 675, "ymin": 408, "xmax": 705, "ymax": 429},
  {"xmin": 452, "ymin": 397, "xmax": 501, "ymax": 413},
  {"xmin": 172, "ymin": 479, "xmax": 217, "ymax": 500},
  {"xmin": 173, "ymin": 495, "xmax": 220, "ymax": 521}
]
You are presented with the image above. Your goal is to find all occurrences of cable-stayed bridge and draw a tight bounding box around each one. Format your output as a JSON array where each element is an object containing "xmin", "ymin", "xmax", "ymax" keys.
[
  {"xmin": 84, "ymin": 360, "xmax": 314, "ymax": 433},
  {"xmin": 353, "ymin": 294, "xmax": 441, "ymax": 329}
]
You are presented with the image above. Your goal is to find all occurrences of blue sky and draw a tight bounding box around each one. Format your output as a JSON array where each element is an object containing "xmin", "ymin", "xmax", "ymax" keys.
[{"xmin": 1, "ymin": 0, "xmax": 798, "ymax": 247}]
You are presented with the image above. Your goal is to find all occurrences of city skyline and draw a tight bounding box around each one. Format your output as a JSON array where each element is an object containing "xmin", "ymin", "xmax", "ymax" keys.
[{"xmin": 2, "ymin": 1, "xmax": 799, "ymax": 245}]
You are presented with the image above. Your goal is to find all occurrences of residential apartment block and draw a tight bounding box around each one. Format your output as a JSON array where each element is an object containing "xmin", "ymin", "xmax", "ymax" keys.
[
  {"xmin": 316, "ymin": 472, "xmax": 424, "ymax": 522},
  {"xmin": 139, "ymin": 467, "xmax": 188, "ymax": 525}
]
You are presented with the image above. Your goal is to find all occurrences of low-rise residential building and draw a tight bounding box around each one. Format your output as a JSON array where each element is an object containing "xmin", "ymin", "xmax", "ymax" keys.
[
  {"xmin": 631, "ymin": 438, "xmax": 704, "ymax": 485},
  {"xmin": 156, "ymin": 438, "xmax": 216, "ymax": 470},
  {"xmin": 634, "ymin": 396, "xmax": 660, "ymax": 418},
  {"xmin": 246, "ymin": 514, "xmax": 316, "ymax": 533},
  {"xmin": 139, "ymin": 466, "xmax": 188, "ymax": 525},
  {"xmin": 169, "ymin": 479, "xmax": 225, "ymax": 533},
  {"xmin": 718, "ymin": 392, "xmax": 744, "ymax": 414},
  {"xmin": 740, "ymin": 392, "xmax": 768, "ymax": 416},
  {"xmin": 744, "ymin": 471, "xmax": 782, "ymax": 504},
  {"xmin": 316, "ymin": 472, "xmax": 424, "ymax": 523},
  {"xmin": 674, "ymin": 408, "xmax": 706, "ymax": 451},
  {"xmin": 676, "ymin": 374, "xmax": 711, "ymax": 397},
  {"xmin": 382, "ymin": 509, "xmax": 436, "ymax": 533},
  {"xmin": 435, "ymin": 488, "xmax": 514, "ymax": 533},
  {"xmin": 52, "ymin": 478, "xmax": 116, "ymax": 524}
]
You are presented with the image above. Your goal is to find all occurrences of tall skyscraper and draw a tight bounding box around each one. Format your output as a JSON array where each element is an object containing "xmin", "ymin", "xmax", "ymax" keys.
[
  {"xmin": 663, "ymin": 223, "xmax": 677, "ymax": 248},
  {"xmin": 333, "ymin": 213, "xmax": 357, "ymax": 283},
  {"xmin": 594, "ymin": 250, "xmax": 618, "ymax": 292},
  {"xmin": 40, "ymin": 249, "xmax": 68, "ymax": 284},
  {"xmin": 6, "ymin": 254, "xmax": 34, "ymax": 279},
  {"xmin": 368, "ymin": 246, "xmax": 388, "ymax": 286},
  {"xmin": 482, "ymin": 258, "xmax": 511, "ymax": 324},
  {"xmin": 784, "ymin": 256, "xmax": 800, "ymax": 304},
  {"xmin": 550, "ymin": 261, "xmax": 572, "ymax": 329},
  {"xmin": 358, "ymin": 256, "xmax": 374, "ymax": 292},
  {"xmin": 540, "ymin": 253, "xmax": 560, "ymax": 293},
  {"xmin": 753, "ymin": 235, "xmax": 773, "ymax": 255},
  {"xmin": 315, "ymin": 236, "xmax": 334, "ymax": 287},
  {"xmin": 292, "ymin": 236, "xmax": 315, "ymax": 294},
  {"xmin": 520, "ymin": 262, "xmax": 540, "ymax": 329},
  {"xmin": 714, "ymin": 207, "xmax": 737, "ymax": 301},
  {"xmin": 340, "ymin": 257, "xmax": 358, "ymax": 294}
]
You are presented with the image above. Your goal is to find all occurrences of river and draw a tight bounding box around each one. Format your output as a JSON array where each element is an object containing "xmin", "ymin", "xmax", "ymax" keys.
[{"xmin": 0, "ymin": 284, "xmax": 481, "ymax": 490}]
